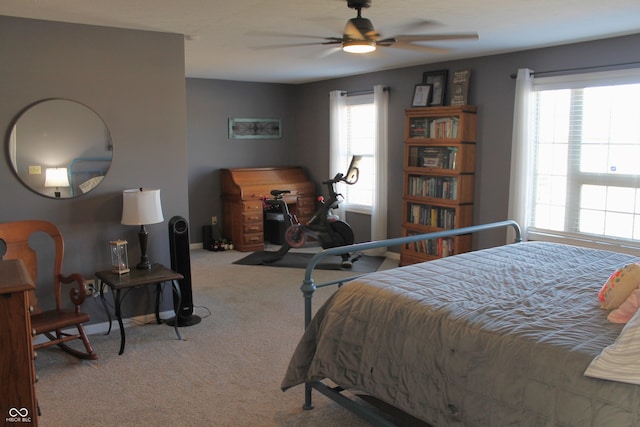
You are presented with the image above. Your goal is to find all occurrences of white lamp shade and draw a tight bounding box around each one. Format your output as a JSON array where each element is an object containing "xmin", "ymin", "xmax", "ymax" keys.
[
  {"xmin": 44, "ymin": 168, "xmax": 70, "ymax": 188},
  {"xmin": 121, "ymin": 188, "xmax": 164, "ymax": 226}
]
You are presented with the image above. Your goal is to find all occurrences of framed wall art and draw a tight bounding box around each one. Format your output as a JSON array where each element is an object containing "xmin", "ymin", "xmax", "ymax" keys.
[
  {"xmin": 422, "ymin": 70, "xmax": 449, "ymax": 106},
  {"xmin": 228, "ymin": 118, "xmax": 281, "ymax": 139},
  {"xmin": 411, "ymin": 84, "xmax": 432, "ymax": 107}
]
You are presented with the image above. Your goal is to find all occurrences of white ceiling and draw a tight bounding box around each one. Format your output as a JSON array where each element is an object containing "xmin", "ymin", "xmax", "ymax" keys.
[{"xmin": 2, "ymin": 0, "xmax": 639, "ymax": 84}]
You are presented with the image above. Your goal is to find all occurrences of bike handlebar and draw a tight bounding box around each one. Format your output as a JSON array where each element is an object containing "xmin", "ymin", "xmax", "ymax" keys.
[{"xmin": 322, "ymin": 172, "xmax": 348, "ymax": 185}]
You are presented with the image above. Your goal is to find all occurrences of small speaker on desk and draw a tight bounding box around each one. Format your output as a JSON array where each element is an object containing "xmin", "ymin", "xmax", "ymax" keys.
[{"xmin": 167, "ymin": 216, "xmax": 201, "ymax": 327}]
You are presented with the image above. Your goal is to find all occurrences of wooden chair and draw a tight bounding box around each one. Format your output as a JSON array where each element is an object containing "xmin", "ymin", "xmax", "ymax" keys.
[{"xmin": 0, "ymin": 220, "xmax": 97, "ymax": 360}]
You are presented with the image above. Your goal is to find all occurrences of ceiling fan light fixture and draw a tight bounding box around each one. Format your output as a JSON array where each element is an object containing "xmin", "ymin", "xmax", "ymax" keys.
[{"xmin": 342, "ymin": 39, "xmax": 376, "ymax": 53}]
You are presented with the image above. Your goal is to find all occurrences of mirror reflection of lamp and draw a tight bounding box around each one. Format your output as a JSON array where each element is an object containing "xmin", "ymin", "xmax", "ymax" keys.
[
  {"xmin": 121, "ymin": 188, "xmax": 164, "ymax": 270},
  {"xmin": 44, "ymin": 168, "xmax": 70, "ymax": 198}
]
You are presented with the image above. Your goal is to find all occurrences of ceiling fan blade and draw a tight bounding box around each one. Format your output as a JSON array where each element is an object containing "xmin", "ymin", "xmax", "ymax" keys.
[
  {"xmin": 251, "ymin": 40, "xmax": 343, "ymax": 50},
  {"xmin": 377, "ymin": 37, "xmax": 397, "ymax": 45},
  {"xmin": 388, "ymin": 19, "xmax": 442, "ymax": 34},
  {"xmin": 246, "ymin": 30, "xmax": 341, "ymax": 41},
  {"xmin": 380, "ymin": 41, "xmax": 450, "ymax": 54},
  {"xmin": 393, "ymin": 33, "xmax": 479, "ymax": 43},
  {"xmin": 317, "ymin": 45, "xmax": 343, "ymax": 59}
]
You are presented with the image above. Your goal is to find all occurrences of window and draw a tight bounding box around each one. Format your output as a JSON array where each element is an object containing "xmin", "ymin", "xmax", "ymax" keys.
[
  {"xmin": 513, "ymin": 68, "xmax": 640, "ymax": 251},
  {"xmin": 344, "ymin": 94, "xmax": 375, "ymax": 213},
  {"xmin": 329, "ymin": 86, "xmax": 388, "ymax": 246}
]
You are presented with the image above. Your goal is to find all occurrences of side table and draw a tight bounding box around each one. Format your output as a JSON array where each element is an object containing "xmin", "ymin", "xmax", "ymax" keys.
[{"xmin": 95, "ymin": 263, "xmax": 184, "ymax": 355}]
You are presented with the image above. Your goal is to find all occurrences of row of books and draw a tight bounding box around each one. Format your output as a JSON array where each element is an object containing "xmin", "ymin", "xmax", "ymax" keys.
[
  {"xmin": 406, "ymin": 203, "xmax": 456, "ymax": 228},
  {"xmin": 409, "ymin": 117, "xmax": 460, "ymax": 139},
  {"xmin": 407, "ymin": 175, "xmax": 458, "ymax": 200},
  {"xmin": 404, "ymin": 236, "xmax": 454, "ymax": 257},
  {"xmin": 421, "ymin": 147, "xmax": 458, "ymax": 169}
]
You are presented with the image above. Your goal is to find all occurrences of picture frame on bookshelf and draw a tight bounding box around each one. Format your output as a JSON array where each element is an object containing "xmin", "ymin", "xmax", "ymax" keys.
[
  {"xmin": 422, "ymin": 70, "xmax": 448, "ymax": 106},
  {"xmin": 411, "ymin": 84, "xmax": 432, "ymax": 107},
  {"xmin": 451, "ymin": 69, "xmax": 471, "ymax": 106}
]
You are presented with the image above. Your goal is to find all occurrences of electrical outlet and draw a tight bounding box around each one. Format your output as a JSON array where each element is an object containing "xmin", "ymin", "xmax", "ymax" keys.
[
  {"xmin": 212, "ymin": 216, "xmax": 218, "ymax": 225},
  {"xmin": 28, "ymin": 165, "xmax": 42, "ymax": 175},
  {"xmin": 84, "ymin": 279, "xmax": 105, "ymax": 297},
  {"xmin": 84, "ymin": 280, "xmax": 96, "ymax": 296}
]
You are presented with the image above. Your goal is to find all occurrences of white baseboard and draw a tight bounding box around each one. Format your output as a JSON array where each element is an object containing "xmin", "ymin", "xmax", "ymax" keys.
[
  {"xmin": 191, "ymin": 242, "xmax": 400, "ymax": 260},
  {"xmin": 33, "ymin": 310, "xmax": 176, "ymax": 344},
  {"xmin": 86, "ymin": 310, "xmax": 176, "ymax": 335}
]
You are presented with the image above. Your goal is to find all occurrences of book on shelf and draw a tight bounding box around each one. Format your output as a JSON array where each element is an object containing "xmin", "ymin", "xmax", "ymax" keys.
[
  {"xmin": 422, "ymin": 148, "xmax": 445, "ymax": 168},
  {"xmin": 449, "ymin": 147, "xmax": 458, "ymax": 169},
  {"xmin": 421, "ymin": 147, "xmax": 458, "ymax": 169},
  {"xmin": 407, "ymin": 203, "xmax": 456, "ymax": 228},
  {"xmin": 429, "ymin": 117, "xmax": 460, "ymax": 139},
  {"xmin": 409, "ymin": 118, "xmax": 429, "ymax": 138},
  {"xmin": 408, "ymin": 175, "xmax": 458, "ymax": 199},
  {"xmin": 405, "ymin": 234, "xmax": 454, "ymax": 256}
]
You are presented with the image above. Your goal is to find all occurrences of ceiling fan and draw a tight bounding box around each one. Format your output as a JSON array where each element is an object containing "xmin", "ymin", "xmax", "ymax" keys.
[{"xmin": 257, "ymin": 0, "xmax": 478, "ymax": 54}]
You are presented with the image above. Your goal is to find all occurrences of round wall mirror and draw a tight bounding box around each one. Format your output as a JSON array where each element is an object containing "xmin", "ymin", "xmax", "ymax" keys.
[{"xmin": 8, "ymin": 99, "xmax": 113, "ymax": 198}]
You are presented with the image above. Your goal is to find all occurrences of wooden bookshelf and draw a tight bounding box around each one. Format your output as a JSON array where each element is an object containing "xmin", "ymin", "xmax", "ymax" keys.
[{"xmin": 401, "ymin": 106, "xmax": 477, "ymax": 266}]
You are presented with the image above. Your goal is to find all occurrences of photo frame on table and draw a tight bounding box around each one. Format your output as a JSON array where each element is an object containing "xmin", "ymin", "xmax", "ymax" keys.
[
  {"xmin": 411, "ymin": 84, "xmax": 432, "ymax": 107},
  {"xmin": 422, "ymin": 70, "xmax": 449, "ymax": 106}
]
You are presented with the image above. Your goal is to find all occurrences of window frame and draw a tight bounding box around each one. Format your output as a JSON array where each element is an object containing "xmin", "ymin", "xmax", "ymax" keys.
[{"xmin": 524, "ymin": 68, "xmax": 640, "ymax": 254}]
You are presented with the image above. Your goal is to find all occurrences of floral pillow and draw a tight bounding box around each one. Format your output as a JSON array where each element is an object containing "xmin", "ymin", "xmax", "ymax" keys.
[{"xmin": 599, "ymin": 263, "xmax": 640, "ymax": 310}]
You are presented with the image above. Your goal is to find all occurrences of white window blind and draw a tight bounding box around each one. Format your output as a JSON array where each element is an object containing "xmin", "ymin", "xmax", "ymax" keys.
[
  {"xmin": 344, "ymin": 93, "xmax": 375, "ymax": 212},
  {"xmin": 528, "ymin": 68, "xmax": 640, "ymax": 251}
]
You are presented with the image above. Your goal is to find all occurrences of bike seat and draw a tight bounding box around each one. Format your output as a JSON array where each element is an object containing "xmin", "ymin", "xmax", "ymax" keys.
[{"xmin": 270, "ymin": 189, "xmax": 291, "ymax": 197}]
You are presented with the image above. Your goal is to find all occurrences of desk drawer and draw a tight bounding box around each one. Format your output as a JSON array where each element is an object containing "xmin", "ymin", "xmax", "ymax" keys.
[
  {"xmin": 243, "ymin": 222, "xmax": 263, "ymax": 234},
  {"xmin": 296, "ymin": 197, "xmax": 315, "ymax": 208},
  {"xmin": 242, "ymin": 211, "xmax": 262, "ymax": 223},
  {"xmin": 242, "ymin": 233, "xmax": 263, "ymax": 246},
  {"xmin": 296, "ymin": 207, "xmax": 315, "ymax": 217},
  {"xmin": 243, "ymin": 201, "xmax": 263, "ymax": 212}
]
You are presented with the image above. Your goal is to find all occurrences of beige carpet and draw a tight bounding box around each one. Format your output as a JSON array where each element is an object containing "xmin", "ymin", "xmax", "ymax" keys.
[{"xmin": 34, "ymin": 247, "xmax": 399, "ymax": 426}]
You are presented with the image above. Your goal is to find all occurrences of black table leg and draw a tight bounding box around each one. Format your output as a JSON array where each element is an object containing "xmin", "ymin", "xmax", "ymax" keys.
[
  {"xmin": 171, "ymin": 279, "xmax": 183, "ymax": 341},
  {"xmin": 114, "ymin": 288, "xmax": 126, "ymax": 355},
  {"xmin": 98, "ymin": 280, "xmax": 112, "ymax": 335},
  {"xmin": 155, "ymin": 283, "xmax": 161, "ymax": 324}
]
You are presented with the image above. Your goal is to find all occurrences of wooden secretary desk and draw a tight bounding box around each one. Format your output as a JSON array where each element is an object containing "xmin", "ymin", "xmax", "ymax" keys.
[
  {"xmin": 221, "ymin": 167, "xmax": 315, "ymax": 252},
  {"xmin": 0, "ymin": 259, "xmax": 38, "ymax": 426}
]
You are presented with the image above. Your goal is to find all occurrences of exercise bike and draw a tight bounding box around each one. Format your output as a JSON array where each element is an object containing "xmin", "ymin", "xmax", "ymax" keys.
[{"xmin": 263, "ymin": 155, "xmax": 363, "ymax": 268}]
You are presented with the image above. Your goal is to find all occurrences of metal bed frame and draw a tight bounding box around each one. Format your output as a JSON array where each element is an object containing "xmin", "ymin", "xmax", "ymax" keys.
[
  {"xmin": 68, "ymin": 157, "xmax": 111, "ymax": 196},
  {"xmin": 297, "ymin": 220, "xmax": 523, "ymax": 426}
]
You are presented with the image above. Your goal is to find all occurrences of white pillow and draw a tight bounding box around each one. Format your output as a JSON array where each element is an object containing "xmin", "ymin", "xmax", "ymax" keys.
[{"xmin": 584, "ymin": 308, "xmax": 640, "ymax": 384}]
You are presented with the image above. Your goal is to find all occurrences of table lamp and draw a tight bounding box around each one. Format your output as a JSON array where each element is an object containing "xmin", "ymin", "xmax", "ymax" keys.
[
  {"xmin": 44, "ymin": 167, "xmax": 70, "ymax": 198},
  {"xmin": 121, "ymin": 188, "xmax": 164, "ymax": 270}
]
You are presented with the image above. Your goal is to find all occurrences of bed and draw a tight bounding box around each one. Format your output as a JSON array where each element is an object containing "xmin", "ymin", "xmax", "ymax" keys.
[
  {"xmin": 281, "ymin": 221, "xmax": 640, "ymax": 426},
  {"xmin": 68, "ymin": 157, "xmax": 111, "ymax": 196}
]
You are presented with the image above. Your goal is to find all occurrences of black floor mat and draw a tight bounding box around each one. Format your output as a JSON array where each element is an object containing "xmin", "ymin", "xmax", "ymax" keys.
[{"xmin": 233, "ymin": 250, "xmax": 385, "ymax": 273}]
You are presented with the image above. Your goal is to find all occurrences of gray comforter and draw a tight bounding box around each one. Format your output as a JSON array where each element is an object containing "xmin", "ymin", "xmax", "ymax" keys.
[{"xmin": 282, "ymin": 241, "xmax": 640, "ymax": 426}]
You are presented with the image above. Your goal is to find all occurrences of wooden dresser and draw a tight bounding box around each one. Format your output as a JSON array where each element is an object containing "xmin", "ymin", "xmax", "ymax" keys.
[
  {"xmin": 1, "ymin": 259, "xmax": 38, "ymax": 426},
  {"xmin": 221, "ymin": 167, "xmax": 315, "ymax": 251}
]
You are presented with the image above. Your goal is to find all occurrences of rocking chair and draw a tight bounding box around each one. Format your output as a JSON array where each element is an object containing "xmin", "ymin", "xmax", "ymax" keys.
[{"xmin": 0, "ymin": 220, "xmax": 97, "ymax": 360}]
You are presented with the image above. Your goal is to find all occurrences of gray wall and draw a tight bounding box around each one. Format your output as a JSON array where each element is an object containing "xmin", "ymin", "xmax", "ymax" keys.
[
  {"xmin": 0, "ymin": 16, "xmax": 188, "ymax": 320},
  {"xmin": 2, "ymin": 13, "xmax": 639, "ymax": 325},
  {"xmin": 187, "ymin": 32, "xmax": 640, "ymax": 250},
  {"xmin": 186, "ymin": 79, "xmax": 299, "ymax": 243}
]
